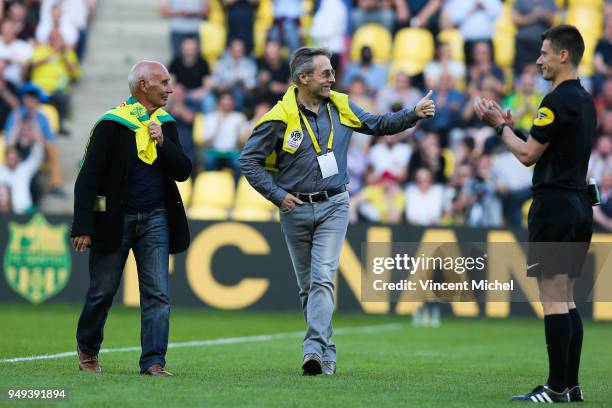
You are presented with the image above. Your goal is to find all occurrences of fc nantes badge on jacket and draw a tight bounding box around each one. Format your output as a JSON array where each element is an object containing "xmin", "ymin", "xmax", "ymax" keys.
[
  {"xmin": 285, "ymin": 129, "xmax": 304, "ymax": 151},
  {"xmin": 3, "ymin": 213, "xmax": 71, "ymax": 304},
  {"xmin": 534, "ymin": 107, "xmax": 555, "ymax": 126}
]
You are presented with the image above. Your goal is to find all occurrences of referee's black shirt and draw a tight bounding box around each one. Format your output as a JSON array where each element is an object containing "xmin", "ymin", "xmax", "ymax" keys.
[{"xmin": 529, "ymin": 79, "xmax": 596, "ymax": 191}]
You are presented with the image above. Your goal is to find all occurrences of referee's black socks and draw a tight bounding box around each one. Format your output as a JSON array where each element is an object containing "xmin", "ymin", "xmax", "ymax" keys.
[
  {"xmin": 567, "ymin": 308, "xmax": 583, "ymax": 389},
  {"xmin": 544, "ymin": 313, "xmax": 573, "ymax": 393}
]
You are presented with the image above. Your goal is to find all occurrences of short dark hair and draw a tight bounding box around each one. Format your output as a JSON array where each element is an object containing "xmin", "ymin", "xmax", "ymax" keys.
[
  {"xmin": 289, "ymin": 47, "xmax": 331, "ymax": 85},
  {"xmin": 541, "ymin": 24, "xmax": 585, "ymax": 68}
]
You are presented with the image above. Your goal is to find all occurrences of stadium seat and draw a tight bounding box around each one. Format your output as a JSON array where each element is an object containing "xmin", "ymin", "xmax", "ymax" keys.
[
  {"xmin": 208, "ymin": 0, "xmax": 225, "ymax": 26},
  {"xmin": 568, "ymin": 0, "xmax": 603, "ymax": 9},
  {"xmin": 193, "ymin": 112, "xmax": 205, "ymax": 146},
  {"xmin": 388, "ymin": 60, "xmax": 424, "ymax": 80},
  {"xmin": 253, "ymin": 0, "xmax": 274, "ymax": 58},
  {"xmin": 40, "ymin": 104, "xmax": 60, "ymax": 134},
  {"xmin": 350, "ymin": 24, "xmax": 392, "ymax": 64},
  {"xmin": 189, "ymin": 171, "xmax": 235, "ymax": 220},
  {"xmin": 442, "ymin": 148, "xmax": 455, "ymax": 180},
  {"xmin": 522, "ymin": 198, "xmax": 532, "ymax": 228},
  {"xmin": 231, "ymin": 176, "xmax": 276, "ymax": 221},
  {"xmin": 392, "ymin": 28, "xmax": 434, "ymax": 74},
  {"xmin": 566, "ymin": 6, "xmax": 603, "ymax": 38},
  {"xmin": 437, "ymin": 29, "xmax": 464, "ymax": 62},
  {"xmin": 493, "ymin": 27, "xmax": 516, "ymax": 68},
  {"xmin": 199, "ymin": 21, "xmax": 227, "ymax": 69},
  {"xmin": 176, "ymin": 178, "xmax": 193, "ymax": 208}
]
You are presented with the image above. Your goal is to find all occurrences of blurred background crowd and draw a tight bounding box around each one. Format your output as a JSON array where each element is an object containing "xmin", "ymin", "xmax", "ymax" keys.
[{"xmin": 1, "ymin": 0, "xmax": 612, "ymax": 233}]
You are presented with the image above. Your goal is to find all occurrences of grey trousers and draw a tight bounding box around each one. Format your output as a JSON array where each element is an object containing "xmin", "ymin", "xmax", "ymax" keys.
[{"xmin": 279, "ymin": 191, "xmax": 350, "ymax": 362}]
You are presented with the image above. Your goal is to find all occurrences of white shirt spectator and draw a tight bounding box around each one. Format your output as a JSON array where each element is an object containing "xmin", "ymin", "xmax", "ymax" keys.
[
  {"xmin": 375, "ymin": 85, "xmax": 422, "ymax": 113},
  {"xmin": 368, "ymin": 141, "xmax": 412, "ymax": 179},
  {"xmin": 203, "ymin": 111, "xmax": 247, "ymax": 152},
  {"xmin": 274, "ymin": 0, "xmax": 302, "ymax": 19},
  {"xmin": 0, "ymin": 143, "xmax": 44, "ymax": 214},
  {"xmin": 35, "ymin": 20, "xmax": 78, "ymax": 46},
  {"xmin": 424, "ymin": 61, "xmax": 466, "ymax": 87},
  {"xmin": 444, "ymin": 0, "xmax": 502, "ymax": 41},
  {"xmin": 405, "ymin": 183, "xmax": 446, "ymax": 225},
  {"xmin": 492, "ymin": 151, "xmax": 533, "ymax": 191},
  {"xmin": 40, "ymin": 0, "xmax": 89, "ymax": 31},
  {"xmin": 309, "ymin": 0, "xmax": 348, "ymax": 54},
  {"xmin": 214, "ymin": 52, "xmax": 257, "ymax": 90},
  {"xmin": 0, "ymin": 39, "xmax": 32, "ymax": 86}
]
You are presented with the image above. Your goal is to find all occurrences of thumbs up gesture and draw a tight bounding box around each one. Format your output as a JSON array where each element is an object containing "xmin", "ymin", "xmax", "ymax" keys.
[{"xmin": 415, "ymin": 90, "xmax": 436, "ymax": 119}]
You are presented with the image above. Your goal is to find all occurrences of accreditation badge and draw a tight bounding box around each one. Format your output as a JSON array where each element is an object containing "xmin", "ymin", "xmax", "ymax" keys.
[
  {"xmin": 284, "ymin": 129, "xmax": 304, "ymax": 151},
  {"xmin": 317, "ymin": 151, "xmax": 339, "ymax": 179}
]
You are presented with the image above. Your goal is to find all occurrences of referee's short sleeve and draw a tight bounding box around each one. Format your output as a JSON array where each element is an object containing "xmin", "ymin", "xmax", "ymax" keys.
[{"xmin": 530, "ymin": 93, "xmax": 562, "ymax": 144}]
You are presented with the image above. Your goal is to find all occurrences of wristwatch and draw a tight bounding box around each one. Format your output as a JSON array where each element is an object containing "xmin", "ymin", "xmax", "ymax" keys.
[{"xmin": 495, "ymin": 123, "xmax": 508, "ymax": 136}]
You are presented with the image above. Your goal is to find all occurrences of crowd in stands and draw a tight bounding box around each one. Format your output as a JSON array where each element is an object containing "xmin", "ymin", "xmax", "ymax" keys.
[
  {"xmin": 0, "ymin": 0, "xmax": 94, "ymax": 215},
  {"xmin": 159, "ymin": 0, "xmax": 612, "ymax": 231}
]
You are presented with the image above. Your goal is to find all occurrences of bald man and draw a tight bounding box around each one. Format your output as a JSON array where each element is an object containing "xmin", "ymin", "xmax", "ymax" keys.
[{"xmin": 71, "ymin": 61, "xmax": 192, "ymax": 376}]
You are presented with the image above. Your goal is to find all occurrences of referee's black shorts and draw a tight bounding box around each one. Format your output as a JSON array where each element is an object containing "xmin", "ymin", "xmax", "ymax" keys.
[{"xmin": 527, "ymin": 188, "xmax": 593, "ymax": 278}]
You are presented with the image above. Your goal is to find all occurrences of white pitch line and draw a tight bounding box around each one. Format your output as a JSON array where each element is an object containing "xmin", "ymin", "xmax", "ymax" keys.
[{"xmin": 0, "ymin": 323, "xmax": 403, "ymax": 364}]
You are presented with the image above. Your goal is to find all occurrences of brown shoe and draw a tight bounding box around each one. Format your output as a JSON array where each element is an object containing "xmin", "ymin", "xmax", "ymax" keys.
[
  {"xmin": 77, "ymin": 347, "xmax": 101, "ymax": 373},
  {"xmin": 142, "ymin": 364, "xmax": 173, "ymax": 377}
]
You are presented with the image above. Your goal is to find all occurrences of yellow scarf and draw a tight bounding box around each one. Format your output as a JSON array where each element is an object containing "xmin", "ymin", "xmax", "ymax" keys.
[
  {"xmin": 93, "ymin": 96, "xmax": 175, "ymax": 165},
  {"xmin": 255, "ymin": 85, "xmax": 362, "ymax": 171}
]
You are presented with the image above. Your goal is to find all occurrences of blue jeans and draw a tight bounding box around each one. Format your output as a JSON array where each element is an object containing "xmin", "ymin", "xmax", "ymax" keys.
[
  {"xmin": 76, "ymin": 209, "xmax": 170, "ymax": 372},
  {"xmin": 279, "ymin": 191, "xmax": 350, "ymax": 362}
]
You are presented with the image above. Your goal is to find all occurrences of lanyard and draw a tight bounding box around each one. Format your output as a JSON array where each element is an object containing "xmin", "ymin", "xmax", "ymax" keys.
[{"xmin": 298, "ymin": 103, "xmax": 334, "ymax": 155}]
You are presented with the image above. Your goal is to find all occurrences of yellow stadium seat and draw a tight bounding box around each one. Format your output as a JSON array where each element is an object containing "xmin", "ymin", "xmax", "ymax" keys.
[
  {"xmin": 231, "ymin": 176, "xmax": 276, "ymax": 221},
  {"xmin": 495, "ymin": 3, "xmax": 517, "ymax": 33},
  {"xmin": 350, "ymin": 24, "xmax": 392, "ymax": 64},
  {"xmin": 189, "ymin": 171, "xmax": 235, "ymax": 220},
  {"xmin": 199, "ymin": 21, "xmax": 227, "ymax": 69},
  {"xmin": 568, "ymin": 0, "xmax": 603, "ymax": 9},
  {"xmin": 193, "ymin": 112, "xmax": 205, "ymax": 146},
  {"xmin": 392, "ymin": 28, "xmax": 434, "ymax": 74},
  {"xmin": 442, "ymin": 148, "xmax": 455, "ymax": 180},
  {"xmin": 176, "ymin": 178, "xmax": 193, "ymax": 208},
  {"xmin": 388, "ymin": 60, "xmax": 422, "ymax": 80},
  {"xmin": 493, "ymin": 27, "xmax": 516, "ymax": 68},
  {"xmin": 208, "ymin": 0, "xmax": 225, "ymax": 25},
  {"xmin": 566, "ymin": 6, "xmax": 603, "ymax": 37},
  {"xmin": 253, "ymin": 0, "xmax": 274, "ymax": 57},
  {"xmin": 40, "ymin": 104, "xmax": 59, "ymax": 134},
  {"xmin": 522, "ymin": 198, "xmax": 532, "ymax": 228},
  {"xmin": 437, "ymin": 29, "xmax": 464, "ymax": 62}
]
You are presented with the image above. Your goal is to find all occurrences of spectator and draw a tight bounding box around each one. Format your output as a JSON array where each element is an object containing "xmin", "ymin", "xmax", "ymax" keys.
[
  {"xmin": 268, "ymin": 0, "xmax": 302, "ymax": 53},
  {"xmin": 0, "ymin": 123, "xmax": 45, "ymax": 213},
  {"xmin": 36, "ymin": 4, "xmax": 79, "ymax": 48},
  {"xmin": 4, "ymin": 83, "xmax": 64, "ymax": 195},
  {"xmin": 453, "ymin": 135, "xmax": 476, "ymax": 166},
  {"xmin": 201, "ymin": 91, "xmax": 247, "ymax": 175},
  {"xmin": 213, "ymin": 38, "xmax": 257, "ymax": 111},
  {"xmin": 165, "ymin": 83, "xmax": 197, "ymax": 174},
  {"xmin": 8, "ymin": 1, "xmax": 37, "ymax": 41},
  {"xmin": 367, "ymin": 133, "xmax": 412, "ymax": 183},
  {"xmin": 224, "ymin": 0, "xmax": 258, "ymax": 56},
  {"xmin": 593, "ymin": 17, "xmax": 612, "ymax": 96},
  {"xmin": 458, "ymin": 155, "xmax": 503, "ymax": 227},
  {"xmin": 394, "ymin": 0, "xmax": 442, "ymax": 34},
  {"xmin": 347, "ymin": 76, "xmax": 376, "ymax": 113},
  {"xmin": 0, "ymin": 19, "xmax": 33, "ymax": 86},
  {"xmin": 462, "ymin": 76, "xmax": 499, "ymax": 152},
  {"xmin": 309, "ymin": 0, "xmax": 348, "ymax": 73},
  {"xmin": 593, "ymin": 167, "xmax": 612, "ymax": 231},
  {"xmin": 405, "ymin": 167, "xmax": 446, "ymax": 225},
  {"xmin": 375, "ymin": 71, "xmax": 422, "ymax": 113},
  {"xmin": 588, "ymin": 135, "xmax": 612, "ymax": 182},
  {"xmin": 466, "ymin": 41, "xmax": 505, "ymax": 97},
  {"xmin": 168, "ymin": 35, "xmax": 212, "ymax": 111},
  {"xmin": 408, "ymin": 132, "xmax": 446, "ymax": 183},
  {"xmin": 241, "ymin": 99, "xmax": 271, "ymax": 147},
  {"xmin": 420, "ymin": 72, "xmax": 465, "ymax": 138},
  {"xmin": 160, "ymin": 0, "xmax": 209, "ymax": 57},
  {"xmin": 342, "ymin": 46, "xmax": 388, "ymax": 92},
  {"xmin": 599, "ymin": 109, "xmax": 612, "ymax": 138},
  {"xmin": 256, "ymin": 40, "xmax": 290, "ymax": 104},
  {"xmin": 347, "ymin": 135, "xmax": 369, "ymax": 196},
  {"xmin": 512, "ymin": 0, "xmax": 556, "ymax": 76},
  {"xmin": 491, "ymin": 146, "xmax": 533, "ymax": 226},
  {"xmin": 424, "ymin": 40, "xmax": 466, "ymax": 91},
  {"xmin": 350, "ymin": 170, "xmax": 405, "ymax": 224},
  {"xmin": 351, "ymin": 0, "xmax": 395, "ymax": 32},
  {"xmin": 594, "ymin": 77, "xmax": 612, "ymax": 128},
  {"xmin": 441, "ymin": 0, "xmax": 501, "ymax": 67},
  {"xmin": 0, "ymin": 184, "xmax": 12, "ymax": 214},
  {"xmin": 30, "ymin": 28, "xmax": 81, "ymax": 135},
  {"xmin": 39, "ymin": 0, "xmax": 93, "ymax": 60},
  {"xmin": 447, "ymin": 161, "xmax": 474, "ymax": 224},
  {"xmin": 503, "ymin": 67, "xmax": 544, "ymax": 133},
  {"xmin": 0, "ymin": 59, "xmax": 19, "ymax": 129}
]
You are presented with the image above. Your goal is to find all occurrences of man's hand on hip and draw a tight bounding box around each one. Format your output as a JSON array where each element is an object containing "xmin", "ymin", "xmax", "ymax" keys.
[
  {"xmin": 71, "ymin": 235, "xmax": 91, "ymax": 252},
  {"xmin": 281, "ymin": 193, "xmax": 304, "ymax": 212}
]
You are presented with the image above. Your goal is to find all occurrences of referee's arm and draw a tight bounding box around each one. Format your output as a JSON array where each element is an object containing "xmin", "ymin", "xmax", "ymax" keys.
[{"xmin": 474, "ymin": 98, "xmax": 549, "ymax": 167}]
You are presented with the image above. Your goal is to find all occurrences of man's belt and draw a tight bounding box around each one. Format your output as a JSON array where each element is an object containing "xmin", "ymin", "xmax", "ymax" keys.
[{"xmin": 293, "ymin": 185, "xmax": 347, "ymax": 204}]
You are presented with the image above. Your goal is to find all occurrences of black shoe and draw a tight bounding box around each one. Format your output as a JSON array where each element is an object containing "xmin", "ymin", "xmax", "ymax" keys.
[
  {"xmin": 510, "ymin": 385, "xmax": 570, "ymax": 403},
  {"xmin": 568, "ymin": 386, "xmax": 583, "ymax": 402},
  {"xmin": 301, "ymin": 354, "xmax": 322, "ymax": 376},
  {"xmin": 322, "ymin": 361, "xmax": 336, "ymax": 375}
]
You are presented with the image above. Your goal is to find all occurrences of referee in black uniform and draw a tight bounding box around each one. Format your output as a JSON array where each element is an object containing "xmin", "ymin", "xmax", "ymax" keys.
[{"xmin": 475, "ymin": 25, "xmax": 595, "ymax": 403}]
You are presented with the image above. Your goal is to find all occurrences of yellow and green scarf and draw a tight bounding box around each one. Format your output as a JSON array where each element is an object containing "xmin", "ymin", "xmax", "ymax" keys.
[
  {"xmin": 81, "ymin": 96, "xmax": 175, "ymax": 167},
  {"xmin": 255, "ymin": 85, "xmax": 362, "ymax": 172}
]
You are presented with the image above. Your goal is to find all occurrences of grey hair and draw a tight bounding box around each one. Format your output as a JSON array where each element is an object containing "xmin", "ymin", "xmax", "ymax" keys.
[
  {"xmin": 127, "ymin": 60, "xmax": 165, "ymax": 93},
  {"xmin": 289, "ymin": 47, "xmax": 332, "ymax": 85}
]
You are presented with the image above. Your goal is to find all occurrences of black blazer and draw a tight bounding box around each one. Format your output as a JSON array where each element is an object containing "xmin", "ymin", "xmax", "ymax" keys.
[{"xmin": 72, "ymin": 119, "xmax": 192, "ymax": 254}]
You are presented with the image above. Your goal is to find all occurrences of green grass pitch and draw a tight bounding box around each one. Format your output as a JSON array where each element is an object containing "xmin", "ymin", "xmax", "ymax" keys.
[{"xmin": 0, "ymin": 304, "xmax": 610, "ymax": 407}]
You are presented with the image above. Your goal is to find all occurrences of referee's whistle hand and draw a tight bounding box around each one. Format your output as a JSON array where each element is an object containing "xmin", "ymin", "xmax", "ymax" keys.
[
  {"xmin": 415, "ymin": 90, "xmax": 436, "ymax": 118},
  {"xmin": 280, "ymin": 193, "xmax": 303, "ymax": 212}
]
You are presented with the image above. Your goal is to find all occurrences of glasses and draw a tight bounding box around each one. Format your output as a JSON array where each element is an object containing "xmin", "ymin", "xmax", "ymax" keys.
[{"xmin": 309, "ymin": 69, "xmax": 335, "ymax": 79}]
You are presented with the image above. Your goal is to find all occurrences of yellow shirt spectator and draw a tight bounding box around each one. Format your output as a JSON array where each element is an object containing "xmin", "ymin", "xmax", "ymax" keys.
[{"xmin": 30, "ymin": 31, "xmax": 80, "ymax": 95}]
